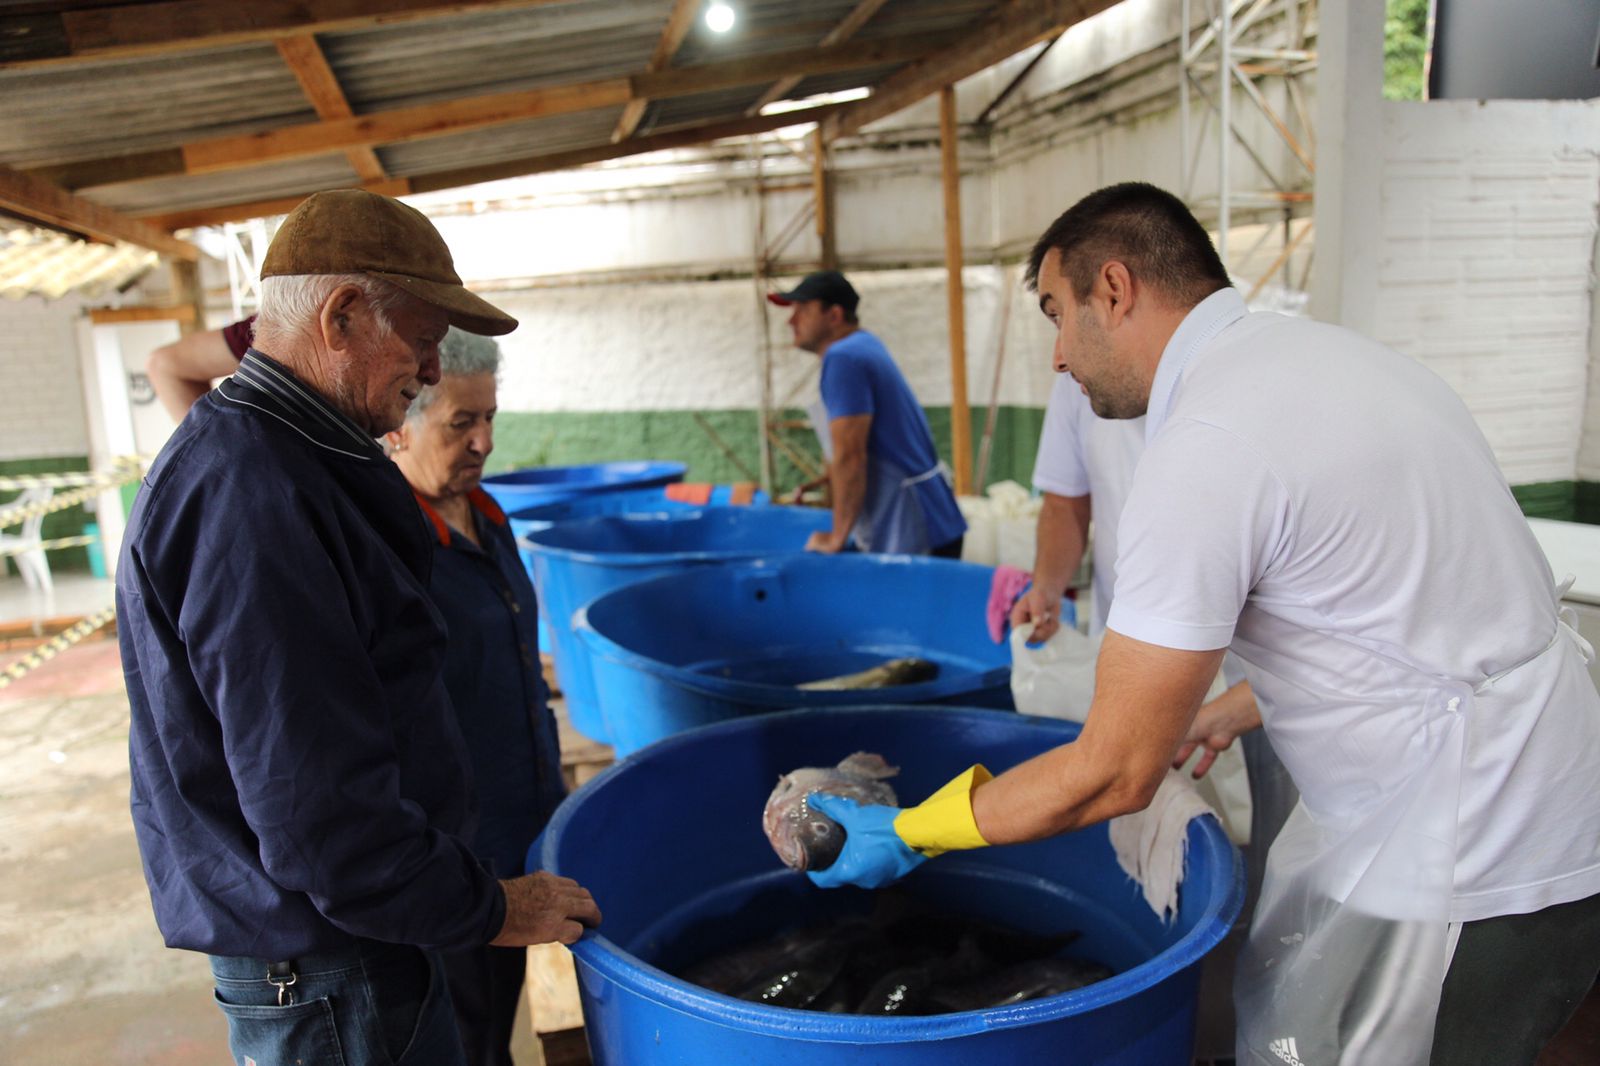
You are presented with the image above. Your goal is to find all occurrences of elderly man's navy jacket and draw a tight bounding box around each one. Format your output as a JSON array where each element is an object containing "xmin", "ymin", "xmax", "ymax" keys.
[{"xmin": 118, "ymin": 351, "xmax": 505, "ymax": 958}]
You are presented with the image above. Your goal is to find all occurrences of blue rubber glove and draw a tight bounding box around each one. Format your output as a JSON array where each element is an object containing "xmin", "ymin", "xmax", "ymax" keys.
[{"xmin": 804, "ymin": 793, "xmax": 927, "ymax": 890}]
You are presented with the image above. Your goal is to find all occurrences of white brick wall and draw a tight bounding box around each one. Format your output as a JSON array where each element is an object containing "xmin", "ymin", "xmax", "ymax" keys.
[
  {"xmin": 1376, "ymin": 100, "xmax": 1600, "ymax": 486},
  {"xmin": 0, "ymin": 294, "xmax": 89, "ymax": 461}
]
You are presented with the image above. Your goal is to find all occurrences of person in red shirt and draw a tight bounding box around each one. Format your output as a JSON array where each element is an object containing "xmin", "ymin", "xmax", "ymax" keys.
[{"xmin": 145, "ymin": 315, "xmax": 255, "ymax": 421}]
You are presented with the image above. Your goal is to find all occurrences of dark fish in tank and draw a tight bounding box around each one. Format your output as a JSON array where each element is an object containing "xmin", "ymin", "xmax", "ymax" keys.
[
  {"xmin": 681, "ymin": 916, "xmax": 875, "ymax": 1010},
  {"xmin": 675, "ymin": 893, "xmax": 1113, "ymax": 1016},
  {"xmin": 796, "ymin": 657, "xmax": 940, "ymax": 690},
  {"xmin": 763, "ymin": 751, "xmax": 899, "ymax": 872},
  {"xmin": 928, "ymin": 957, "xmax": 1116, "ymax": 1012}
]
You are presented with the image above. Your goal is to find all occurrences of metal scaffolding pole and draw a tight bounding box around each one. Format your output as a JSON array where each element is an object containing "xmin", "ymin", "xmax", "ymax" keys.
[
  {"xmin": 749, "ymin": 135, "xmax": 775, "ymax": 495},
  {"xmin": 1178, "ymin": 0, "xmax": 1317, "ymax": 284}
]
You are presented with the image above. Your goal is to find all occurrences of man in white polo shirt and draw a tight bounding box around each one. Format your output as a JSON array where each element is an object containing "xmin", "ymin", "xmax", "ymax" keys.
[{"xmin": 808, "ymin": 183, "xmax": 1600, "ymax": 1065}]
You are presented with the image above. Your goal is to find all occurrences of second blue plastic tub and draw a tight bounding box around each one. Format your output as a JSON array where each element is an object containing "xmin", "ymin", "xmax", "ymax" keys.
[
  {"xmin": 575, "ymin": 555, "xmax": 1014, "ymax": 755},
  {"xmin": 523, "ymin": 507, "xmax": 831, "ymax": 742}
]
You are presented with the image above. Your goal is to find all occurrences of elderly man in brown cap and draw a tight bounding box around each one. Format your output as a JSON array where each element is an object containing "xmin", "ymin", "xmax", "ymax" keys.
[{"xmin": 116, "ymin": 190, "xmax": 600, "ymax": 1066}]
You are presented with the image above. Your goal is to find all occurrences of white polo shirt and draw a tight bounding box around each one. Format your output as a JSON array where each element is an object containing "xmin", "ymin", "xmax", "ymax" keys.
[
  {"xmin": 1107, "ymin": 288, "xmax": 1600, "ymax": 921},
  {"xmin": 1032, "ymin": 374, "xmax": 1145, "ymax": 634}
]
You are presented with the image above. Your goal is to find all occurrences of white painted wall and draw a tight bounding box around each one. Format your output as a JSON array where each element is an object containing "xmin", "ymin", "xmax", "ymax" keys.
[
  {"xmin": 484, "ymin": 265, "xmax": 1059, "ymax": 416},
  {"xmin": 1376, "ymin": 100, "xmax": 1600, "ymax": 485},
  {"xmin": 0, "ymin": 294, "xmax": 89, "ymax": 461}
]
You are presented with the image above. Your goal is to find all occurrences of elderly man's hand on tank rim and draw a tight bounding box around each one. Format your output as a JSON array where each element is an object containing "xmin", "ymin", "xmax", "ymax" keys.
[{"xmin": 492, "ymin": 871, "xmax": 602, "ymax": 946}]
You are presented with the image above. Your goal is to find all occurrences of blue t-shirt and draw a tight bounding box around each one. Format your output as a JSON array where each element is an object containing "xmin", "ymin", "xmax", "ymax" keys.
[{"xmin": 820, "ymin": 329, "xmax": 966, "ymax": 550}]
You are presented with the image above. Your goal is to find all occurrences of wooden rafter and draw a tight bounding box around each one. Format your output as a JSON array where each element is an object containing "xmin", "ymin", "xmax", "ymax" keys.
[
  {"xmin": 821, "ymin": 0, "xmax": 1120, "ymax": 142},
  {"xmin": 0, "ymin": 0, "xmax": 569, "ymax": 69},
  {"xmin": 0, "ymin": 165, "xmax": 198, "ymax": 260},
  {"xmin": 405, "ymin": 102, "xmax": 847, "ymax": 193},
  {"xmin": 135, "ymin": 104, "xmax": 844, "ymax": 231},
  {"xmin": 30, "ymin": 29, "xmax": 960, "ymax": 192},
  {"xmin": 275, "ymin": 34, "xmax": 386, "ymax": 181},
  {"xmin": 748, "ymin": 0, "xmax": 892, "ymax": 116},
  {"xmin": 612, "ymin": 0, "xmax": 699, "ymax": 143}
]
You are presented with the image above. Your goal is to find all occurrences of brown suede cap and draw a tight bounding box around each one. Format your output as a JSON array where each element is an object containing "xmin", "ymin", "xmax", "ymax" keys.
[{"xmin": 261, "ymin": 189, "xmax": 517, "ymax": 336}]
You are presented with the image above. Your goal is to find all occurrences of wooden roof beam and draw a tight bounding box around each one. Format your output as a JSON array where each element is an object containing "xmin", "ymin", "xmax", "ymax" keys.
[
  {"xmin": 135, "ymin": 104, "xmax": 844, "ymax": 231},
  {"xmin": 275, "ymin": 34, "xmax": 386, "ymax": 181},
  {"xmin": 748, "ymin": 0, "xmax": 892, "ymax": 116},
  {"xmin": 0, "ymin": 0, "xmax": 569, "ymax": 70},
  {"xmin": 821, "ymin": 0, "xmax": 1122, "ymax": 142},
  {"xmin": 30, "ymin": 29, "xmax": 960, "ymax": 191},
  {"xmin": 0, "ymin": 166, "xmax": 198, "ymax": 260},
  {"xmin": 612, "ymin": 0, "xmax": 700, "ymax": 143}
]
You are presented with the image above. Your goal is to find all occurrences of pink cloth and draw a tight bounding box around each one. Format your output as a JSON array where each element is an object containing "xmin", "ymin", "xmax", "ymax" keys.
[{"xmin": 986, "ymin": 565, "xmax": 1033, "ymax": 643}]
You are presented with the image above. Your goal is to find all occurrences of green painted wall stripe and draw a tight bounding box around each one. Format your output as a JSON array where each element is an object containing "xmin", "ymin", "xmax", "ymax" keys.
[
  {"xmin": 489, "ymin": 407, "xmax": 1049, "ymax": 492},
  {"xmin": 0, "ymin": 456, "xmax": 93, "ymax": 573}
]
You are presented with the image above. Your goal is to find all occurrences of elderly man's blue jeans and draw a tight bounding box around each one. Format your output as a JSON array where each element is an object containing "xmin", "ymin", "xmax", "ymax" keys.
[{"xmin": 208, "ymin": 939, "xmax": 467, "ymax": 1066}]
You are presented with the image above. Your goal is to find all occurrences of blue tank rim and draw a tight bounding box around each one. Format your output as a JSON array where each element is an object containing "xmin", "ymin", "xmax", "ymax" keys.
[
  {"xmin": 572, "ymin": 556, "xmax": 1012, "ymax": 705},
  {"xmin": 540, "ymin": 705, "xmax": 1247, "ymax": 1043},
  {"xmin": 520, "ymin": 508, "xmax": 825, "ymax": 569},
  {"xmin": 482, "ymin": 460, "xmax": 688, "ymax": 487}
]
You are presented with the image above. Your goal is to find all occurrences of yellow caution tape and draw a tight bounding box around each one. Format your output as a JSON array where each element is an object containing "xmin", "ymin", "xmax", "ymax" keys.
[{"xmin": 0, "ymin": 606, "xmax": 117, "ymax": 690}]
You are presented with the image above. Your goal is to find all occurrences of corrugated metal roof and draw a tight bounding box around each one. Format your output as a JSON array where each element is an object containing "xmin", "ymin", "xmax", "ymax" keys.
[
  {"xmin": 0, "ymin": 0, "xmax": 1011, "ymax": 225},
  {"xmin": 380, "ymin": 108, "xmax": 626, "ymax": 177},
  {"xmin": 85, "ymin": 157, "xmax": 365, "ymax": 216},
  {"xmin": 320, "ymin": 0, "xmax": 667, "ymax": 111},
  {"xmin": 0, "ymin": 43, "xmax": 313, "ymax": 167},
  {"xmin": 0, "ymin": 225, "xmax": 156, "ymax": 301}
]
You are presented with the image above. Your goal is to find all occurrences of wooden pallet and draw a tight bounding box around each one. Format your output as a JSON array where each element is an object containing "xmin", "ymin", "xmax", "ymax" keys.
[{"xmin": 525, "ymin": 668, "xmax": 613, "ymax": 1064}]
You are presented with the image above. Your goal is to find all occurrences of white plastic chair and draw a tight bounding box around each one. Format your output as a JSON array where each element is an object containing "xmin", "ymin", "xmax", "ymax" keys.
[{"xmin": 1, "ymin": 486, "xmax": 55, "ymax": 601}]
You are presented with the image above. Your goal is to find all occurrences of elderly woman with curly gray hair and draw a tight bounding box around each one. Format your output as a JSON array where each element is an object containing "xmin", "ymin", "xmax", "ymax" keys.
[{"xmin": 387, "ymin": 328, "xmax": 566, "ymax": 1066}]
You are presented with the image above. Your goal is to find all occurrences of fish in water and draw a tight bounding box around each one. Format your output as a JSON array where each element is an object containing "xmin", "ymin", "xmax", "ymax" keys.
[
  {"xmin": 674, "ymin": 892, "xmax": 1113, "ymax": 1016},
  {"xmin": 763, "ymin": 752, "xmax": 899, "ymax": 872},
  {"xmin": 796, "ymin": 657, "xmax": 939, "ymax": 691}
]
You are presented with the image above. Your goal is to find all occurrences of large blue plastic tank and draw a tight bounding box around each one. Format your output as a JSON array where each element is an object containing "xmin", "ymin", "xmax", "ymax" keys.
[
  {"xmin": 506, "ymin": 485, "xmax": 770, "ymax": 543},
  {"xmin": 575, "ymin": 555, "xmax": 1014, "ymax": 755},
  {"xmin": 508, "ymin": 488, "xmax": 773, "ymax": 659},
  {"xmin": 479, "ymin": 460, "xmax": 687, "ymax": 513},
  {"xmin": 536, "ymin": 705, "xmax": 1244, "ymax": 1065},
  {"xmin": 523, "ymin": 508, "xmax": 832, "ymax": 743}
]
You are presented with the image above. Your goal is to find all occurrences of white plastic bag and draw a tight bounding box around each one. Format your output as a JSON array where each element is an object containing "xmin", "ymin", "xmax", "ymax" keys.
[
  {"xmin": 1008, "ymin": 620, "xmax": 1099, "ymax": 723},
  {"xmin": 1008, "ymin": 621, "xmax": 1254, "ymax": 844}
]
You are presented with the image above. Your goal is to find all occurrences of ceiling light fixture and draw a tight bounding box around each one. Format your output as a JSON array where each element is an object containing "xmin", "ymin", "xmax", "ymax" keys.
[{"xmin": 705, "ymin": 2, "xmax": 735, "ymax": 33}]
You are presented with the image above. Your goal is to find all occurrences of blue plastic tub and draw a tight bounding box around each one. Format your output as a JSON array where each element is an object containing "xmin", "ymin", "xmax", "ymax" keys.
[
  {"xmin": 523, "ymin": 507, "xmax": 831, "ymax": 743},
  {"xmin": 575, "ymin": 555, "xmax": 1014, "ymax": 755},
  {"xmin": 537, "ymin": 705, "xmax": 1245, "ymax": 1065},
  {"xmin": 507, "ymin": 485, "xmax": 770, "ymax": 542},
  {"xmin": 509, "ymin": 489, "xmax": 776, "ymax": 660},
  {"xmin": 479, "ymin": 460, "xmax": 687, "ymax": 513}
]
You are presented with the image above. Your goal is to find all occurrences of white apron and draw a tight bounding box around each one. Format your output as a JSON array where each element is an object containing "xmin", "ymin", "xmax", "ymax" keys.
[{"xmin": 1235, "ymin": 580, "xmax": 1597, "ymax": 1065}]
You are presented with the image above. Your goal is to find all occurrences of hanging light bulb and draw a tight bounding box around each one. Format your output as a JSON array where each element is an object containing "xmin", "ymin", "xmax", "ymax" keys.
[{"xmin": 705, "ymin": 2, "xmax": 735, "ymax": 33}]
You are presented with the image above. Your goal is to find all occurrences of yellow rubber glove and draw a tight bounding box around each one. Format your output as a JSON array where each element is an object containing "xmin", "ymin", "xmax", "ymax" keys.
[{"xmin": 893, "ymin": 764, "xmax": 994, "ymax": 857}]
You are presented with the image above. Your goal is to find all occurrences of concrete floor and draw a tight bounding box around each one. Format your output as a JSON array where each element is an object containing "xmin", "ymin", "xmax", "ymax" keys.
[{"xmin": 0, "ymin": 634, "xmax": 547, "ymax": 1065}]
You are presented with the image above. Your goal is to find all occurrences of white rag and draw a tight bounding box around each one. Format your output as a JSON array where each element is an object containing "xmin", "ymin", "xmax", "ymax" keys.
[{"xmin": 1109, "ymin": 769, "xmax": 1215, "ymax": 923}]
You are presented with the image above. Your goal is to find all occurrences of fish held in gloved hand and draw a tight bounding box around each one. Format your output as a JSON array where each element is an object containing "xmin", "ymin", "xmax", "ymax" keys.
[
  {"xmin": 796, "ymin": 657, "xmax": 939, "ymax": 691},
  {"xmin": 764, "ymin": 752, "xmax": 899, "ymax": 872}
]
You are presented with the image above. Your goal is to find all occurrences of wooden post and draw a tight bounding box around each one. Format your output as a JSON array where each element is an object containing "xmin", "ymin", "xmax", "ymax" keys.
[
  {"xmin": 939, "ymin": 85, "xmax": 971, "ymax": 496},
  {"xmin": 168, "ymin": 259, "xmax": 204, "ymax": 335},
  {"xmin": 811, "ymin": 126, "xmax": 837, "ymax": 270}
]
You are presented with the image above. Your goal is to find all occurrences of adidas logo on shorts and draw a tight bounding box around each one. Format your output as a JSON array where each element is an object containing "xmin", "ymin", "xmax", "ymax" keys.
[{"xmin": 1269, "ymin": 1036, "xmax": 1306, "ymax": 1065}]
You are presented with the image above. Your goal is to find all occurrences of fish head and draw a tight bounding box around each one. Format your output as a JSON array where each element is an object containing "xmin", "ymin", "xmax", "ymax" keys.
[
  {"xmin": 791, "ymin": 791, "xmax": 848, "ymax": 871},
  {"xmin": 763, "ymin": 770, "xmax": 847, "ymax": 871}
]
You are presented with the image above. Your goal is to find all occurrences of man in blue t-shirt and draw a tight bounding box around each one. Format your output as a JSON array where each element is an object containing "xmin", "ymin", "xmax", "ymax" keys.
[{"xmin": 770, "ymin": 270, "xmax": 966, "ymax": 557}]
